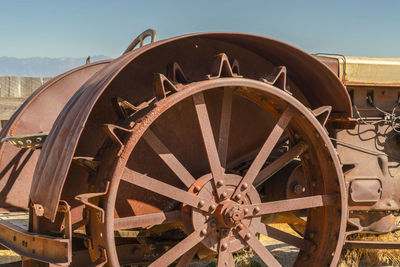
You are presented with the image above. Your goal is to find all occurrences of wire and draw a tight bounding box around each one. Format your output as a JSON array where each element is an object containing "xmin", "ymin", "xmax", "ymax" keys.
[{"xmin": 353, "ymin": 102, "xmax": 400, "ymax": 135}]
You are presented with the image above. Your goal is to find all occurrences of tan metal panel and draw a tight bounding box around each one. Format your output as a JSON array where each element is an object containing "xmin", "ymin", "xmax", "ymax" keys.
[{"xmin": 324, "ymin": 56, "xmax": 400, "ymax": 86}]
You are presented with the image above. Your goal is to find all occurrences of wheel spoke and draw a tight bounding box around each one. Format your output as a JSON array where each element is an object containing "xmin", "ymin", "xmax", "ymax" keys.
[
  {"xmin": 121, "ymin": 168, "xmax": 215, "ymax": 212},
  {"xmin": 236, "ymin": 224, "xmax": 282, "ymax": 267},
  {"xmin": 218, "ymin": 228, "xmax": 234, "ymax": 267},
  {"xmin": 143, "ymin": 129, "xmax": 196, "ymax": 188},
  {"xmin": 218, "ymin": 88, "xmax": 234, "ymax": 168},
  {"xmin": 232, "ymin": 108, "xmax": 294, "ymax": 200},
  {"xmin": 193, "ymin": 92, "xmax": 225, "ymax": 197},
  {"xmin": 256, "ymin": 223, "xmax": 312, "ymax": 251},
  {"xmin": 176, "ymin": 246, "xmax": 198, "ymax": 267},
  {"xmin": 253, "ymin": 142, "xmax": 306, "ymax": 188},
  {"xmin": 114, "ymin": 210, "xmax": 181, "ymax": 230},
  {"xmin": 148, "ymin": 228, "xmax": 206, "ymax": 267},
  {"xmin": 244, "ymin": 194, "xmax": 338, "ymax": 217}
]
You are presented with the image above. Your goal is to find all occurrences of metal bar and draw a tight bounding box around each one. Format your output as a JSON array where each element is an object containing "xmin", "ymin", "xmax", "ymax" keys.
[
  {"xmin": 244, "ymin": 194, "xmax": 337, "ymax": 217},
  {"xmin": 122, "ymin": 168, "xmax": 215, "ymax": 213},
  {"xmin": 264, "ymin": 225, "xmax": 312, "ymax": 251},
  {"xmin": 143, "ymin": 129, "xmax": 195, "ymax": 188},
  {"xmin": 232, "ymin": 108, "xmax": 294, "ymax": 200},
  {"xmin": 236, "ymin": 224, "xmax": 281, "ymax": 267},
  {"xmin": 254, "ymin": 142, "xmax": 306, "ymax": 188},
  {"xmin": 176, "ymin": 246, "xmax": 198, "ymax": 267},
  {"xmin": 217, "ymin": 228, "xmax": 233, "ymax": 267},
  {"xmin": 193, "ymin": 92, "xmax": 225, "ymax": 199},
  {"xmin": 0, "ymin": 220, "xmax": 70, "ymax": 265},
  {"xmin": 345, "ymin": 240, "xmax": 400, "ymax": 249},
  {"xmin": 148, "ymin": 228, "xmax": 206, "ymax": 267},
  {"xmin": 217, "ymin": 88, "xmax": 234, "ymax": 168},
  {"xmin": 114, "ymin": 210, "xmax": 181, "ymax": 230}
]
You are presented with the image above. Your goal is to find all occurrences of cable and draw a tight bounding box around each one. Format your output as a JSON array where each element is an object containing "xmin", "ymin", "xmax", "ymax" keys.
[{"xmin": 353, "ymin": 102, "xmax": 400, "ymax": 135}]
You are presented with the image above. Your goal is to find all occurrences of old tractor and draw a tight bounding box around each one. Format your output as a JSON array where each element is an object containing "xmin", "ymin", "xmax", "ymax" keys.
[{"xmin": 0, "ymin": 30, "xmax": 399, "ymax": 266}]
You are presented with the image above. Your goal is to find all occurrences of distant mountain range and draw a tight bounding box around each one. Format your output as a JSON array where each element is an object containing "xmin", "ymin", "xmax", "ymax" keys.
[{"xmin": 0, "ymin": 55, "xmax": 110, "ymax": 77}]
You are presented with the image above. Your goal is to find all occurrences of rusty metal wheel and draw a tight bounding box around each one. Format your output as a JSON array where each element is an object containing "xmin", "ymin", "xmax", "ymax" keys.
[{"xmin": 95, "ymin": 73, "xmax": 346, "ymax": 266}]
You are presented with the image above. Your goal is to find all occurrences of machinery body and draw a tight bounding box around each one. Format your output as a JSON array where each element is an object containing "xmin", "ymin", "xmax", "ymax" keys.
[{"xmin": 0, "ymin": 30, "xmax": 398, "ymax": 266}]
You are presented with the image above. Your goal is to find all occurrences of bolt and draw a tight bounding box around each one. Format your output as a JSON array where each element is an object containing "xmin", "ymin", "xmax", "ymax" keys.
[
  {"xmin": 220, "ymin": 192, "xmax": 228, "ymax": 199},
  {"xmin": 210, "ymin": 204, "xmax": 216, "ymax": 212},
  {"xmin": 198, "ymin": 200, "xmax": 205, "ymax": 207},
  {"xmin": 235, "ymin": 194, "xmax": 242, "ymax": 201},
  {"xmin": 221, "ymin": 243, "xmax": 228, "ymax": 250},
  {"xmin": 241, "ymin": 183, "xmax": 248, "ymax": 190},
  {"xmin": 254, "ymin": 207, "xmax": 260, "ymax": 214},
  {"xmin": 201, "ymin": 229, "xmax": 207, "ymax": 235},
  {"xmin": 194, "ymin": 185, "xmax": 201, "ymax": 193},
  {"xmin": 293, "ymin": 184, "xmax": 306, "ymax": 195},
  {"xmin": 216, "ymin": 180, "xmax": 224, "ymax": 187},
  {"xmin": 245, "ymin": 233, "xmax": 251, "ymax": 240}
]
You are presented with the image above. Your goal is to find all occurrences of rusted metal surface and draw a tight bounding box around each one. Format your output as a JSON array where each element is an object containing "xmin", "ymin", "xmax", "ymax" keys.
[
  {"xmin": 323, "ymin": 55, "xmax": 400, "ymax": 86},
  {"xmin": 2, "ymin": 132, "xmax": 48, "ymax": 150},
  {"xmin": 0, "ymin": 218, "xmax": 70, "ymax": 265},
  {"xmin": 95, "ymin": 77, "xmax": 346, "ymax": 266},
  {"xmin": 30, "ymin": 32, "xmax": 352, "ymax": 223},
  {"xmin": 123, "ymin": 29, "xmax": 156, "ymax": 55},
  {"xmin": 13, "ymin": 30, "xmax": 400, "ymax": 265},
  {"xmin": 0, "ymin": 60, "xmax": 110, "ymax": 212},
  {"xmin": 345, "ymin": 240, "xmax": 400, "ymax": 249}
]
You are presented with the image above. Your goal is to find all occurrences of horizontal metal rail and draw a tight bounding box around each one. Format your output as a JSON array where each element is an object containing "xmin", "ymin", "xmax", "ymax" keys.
[
  {"xmin": 0, "ymin": 219, "xmax": 71, "ymax": 265},
  {"xmin": 345, "ymin": 240, "xmax": 400, "ymax": 249}
]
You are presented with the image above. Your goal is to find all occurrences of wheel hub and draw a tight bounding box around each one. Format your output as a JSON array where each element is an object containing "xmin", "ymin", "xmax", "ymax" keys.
[
  {"xmin": 221, "ymin": 202, "xmax": 245, "ymax": 227},
  {"xmin": 188, "ymin": 173, "xmax": 261, "ymax": 252}
]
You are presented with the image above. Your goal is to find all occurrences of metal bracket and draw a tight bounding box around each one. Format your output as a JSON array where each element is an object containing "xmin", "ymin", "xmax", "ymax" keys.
[
  {"xmin": 206, "ymin": 53, "xmax": 242, "ymax": 79},
  {"xmin": 75, "ymin": 182, "xmax": 109, "ymax": 265},
  {"xmin": 0, "ymin": 202, "xmax": 72, "ymax": 265}
]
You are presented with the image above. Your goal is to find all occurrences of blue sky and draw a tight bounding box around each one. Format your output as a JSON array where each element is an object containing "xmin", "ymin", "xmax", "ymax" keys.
[{"xmin": 1, "ymin": 0, "xmax": 400, "ymax": 58}]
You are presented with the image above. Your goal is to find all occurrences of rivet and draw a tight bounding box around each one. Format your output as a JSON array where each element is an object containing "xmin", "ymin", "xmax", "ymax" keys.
[
  {"xmin": 235, "ymin": 194, "xmax": 242, "ymax": 200},
  {"xmin": 237, "ymin": 224, "xmax": 244, "ymax": 230},
  {"xmin": 254, "ymin": 207, "xmax": 260, "ymax": 214},
  {"xmin": 216, "ymin": 180, "xmax": 224, "ymax": 187},
  {"xmin": 194, "ymin": 185, "xmax": 201, "ymax": 193},
  {"xmin": 221, "ymin": 243, "xmax": 228, "ymax": 250},
  {"xmin": 201, "ymin": 229, "xmax": 207, "ymax": 235},
  {"xmin": 244, "ymin": 208, "xmax": 249, "ymax": 215},
  {"xmin": 210, "ymin": 204, "xmax": 216, "ymax": 211},
  {"xmin": 198, "ymin": 200, "xmax": 205, "ymax": 207},
  {"xmin": 309, "ymin": 232, "xmax": 315, "ymax": 239},
  {"xmin": 241, "ymin": 183, "xmax": 248, "ymax": 190},
  {"xmin": 220, "ymin": 192, "xmax": 228, "ymax": 199},
  {"xmin": 245, "ymin": 233, "xmax": 251, "ymax": 240}
]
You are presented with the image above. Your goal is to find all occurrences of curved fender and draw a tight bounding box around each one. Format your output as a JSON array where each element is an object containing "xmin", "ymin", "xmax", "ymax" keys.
[{"xmin": 0, "ymin": 60, "xmax": 110, "ymax": 211}]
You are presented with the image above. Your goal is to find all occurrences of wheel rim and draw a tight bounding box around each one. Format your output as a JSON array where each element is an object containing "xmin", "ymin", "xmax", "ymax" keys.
[{"xmin": 96, "ymin": 78, "xmax": 346, "ymax": 267}]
